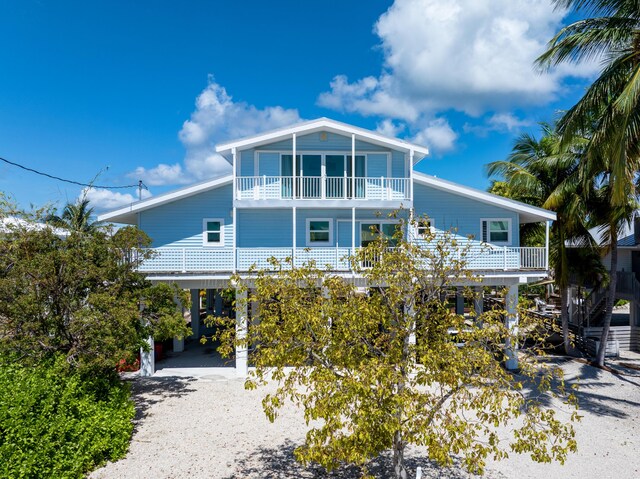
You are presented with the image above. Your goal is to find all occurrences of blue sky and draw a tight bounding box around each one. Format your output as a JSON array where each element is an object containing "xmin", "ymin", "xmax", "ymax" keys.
[{"xmin": 0, "ymin": 0, "xmax": 596, "ymax": 212}]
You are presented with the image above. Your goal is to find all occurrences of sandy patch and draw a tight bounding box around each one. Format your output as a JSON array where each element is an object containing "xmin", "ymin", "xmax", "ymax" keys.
[{"xmin": 90, "ymin": 358, "xmax": 640, "ymax": 479}]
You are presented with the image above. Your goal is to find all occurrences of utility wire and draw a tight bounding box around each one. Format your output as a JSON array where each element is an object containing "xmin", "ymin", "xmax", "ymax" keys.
[{"xmin": 0, "ymin": 155, "xmax": 146, "ymax": 190}]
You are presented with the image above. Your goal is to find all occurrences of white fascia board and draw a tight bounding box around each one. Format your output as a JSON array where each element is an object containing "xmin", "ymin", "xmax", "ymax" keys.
[
  {"xmin": 215, "ymin": 118, "xmax": 429, "ymax": 160},
  {"xmin": 413, "ymin": 172, "xmax": 556, "ymax": 223},
  {"xmin": 98, "ymin": 175, "xmax": 233, "ymax": 224}
]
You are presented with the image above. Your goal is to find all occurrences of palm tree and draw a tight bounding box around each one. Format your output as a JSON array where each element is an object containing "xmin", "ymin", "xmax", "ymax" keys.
[
  {"xmin": 47, "ymin": 198, "xmax": 100, "ymax": 233},
  {"xmin": 487, "ymin": 124, "xmax": 595, "ymax": 355},
  {"xmin": 537, "ymin": 0, "xmax": 640, "ymax": 365}
]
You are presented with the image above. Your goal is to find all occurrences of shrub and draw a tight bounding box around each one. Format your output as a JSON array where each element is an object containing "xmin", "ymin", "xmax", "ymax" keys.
[{"xmin": 0, "ymin": 358, "xmax": 134, "ymax": 478}]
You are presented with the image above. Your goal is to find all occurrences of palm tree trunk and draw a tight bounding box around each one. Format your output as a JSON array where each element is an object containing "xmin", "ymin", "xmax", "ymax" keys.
[
  {"xmin": 597, "ymin": 229, "xmax": 618, "ymax": 367},
  {"xmin": 560, "ymin": 285, "xmax": 570, "ymax": 354},
  {"xmin": 392, "ymin": 430, "xmax": 408, "ymax": 479}
]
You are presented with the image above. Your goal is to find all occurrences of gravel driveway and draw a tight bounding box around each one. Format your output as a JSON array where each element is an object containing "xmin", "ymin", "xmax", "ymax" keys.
[{"xmin": 90, "ymin": 357, "xmax": 640, "ymax": 479}]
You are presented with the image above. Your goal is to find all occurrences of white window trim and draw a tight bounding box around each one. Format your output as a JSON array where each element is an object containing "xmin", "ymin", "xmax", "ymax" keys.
[
  {"xmin": 415, "ymin": 218, "xmax": 435, "ymax": 238},
  {"xmin": 203, "ymin": 218, "xmax": 224, "ymax": 247},
  {"xmin": 480, "ymin": 218, "xmax": 512, "ymax": 246},
  {"xmin": 359, "ymin": 220, "xmax": 401, "ymax": 245},
  {"xmin": 306, "ymin": 218, "xmax": 333, "ymax": 246}
]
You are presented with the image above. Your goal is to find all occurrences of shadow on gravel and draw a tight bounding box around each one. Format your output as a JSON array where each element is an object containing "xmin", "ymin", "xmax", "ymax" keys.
[
  {"xmin": 517, "ymin": 356, "xmax": 640, "ymax": 419},
  {"xmin": 224, "ymin": 440, "xmax": 507, "ymax": 479},
  {"xmin": 124, "ymin": 376, "xmax": 198, "ymax": 431}
]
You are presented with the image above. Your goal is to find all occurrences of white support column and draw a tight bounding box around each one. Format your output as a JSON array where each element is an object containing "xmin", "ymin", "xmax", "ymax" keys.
[
  {"xmin": 233, "ymin": 206, "xmax": 237, "ymax": 273},
  {"xmin": 236, "ymin": 288, "xmax": 248, "ymax": 377},
  {"xmin": 545, "ymin": 220, "xmax": 550, "ymax": 270},
  {"xmin": 505, "ymin": 283, "xmax": 519, "ymax": 370},
  {"xmin": 351, "ymin": 133, "xmax": 356, "ymax": 199},
  {"xmin": 292, "ymin": 133, "xmax": 297, "ymax": 199},
  {"xmin": 232, "ymin": 147, "xmax": 237, "ymax": 200},
  {"xmin": 140, "ymin": 335, "xmax": 155, "ymax": 377},
  {"xmin": 190, "ymin": 289, "xmax": 200, "ymax": 339},
  {"xmin": 473, "ymin": 286, "xmax": 484, "ymax": 318},
  {"xmin": 409, "ymin": 149, "xmax": 414, "ymax": 201},
  {"xmin": 292, "ymin": 206, "xmax": 297, "ymax": 266},
  {"xmin": 351, "ymin": 206, "xmax": 356, "ymax": 258},
  {"xmin": 172, "ymin": 291, "xmax": 185, "ymax": 353}
]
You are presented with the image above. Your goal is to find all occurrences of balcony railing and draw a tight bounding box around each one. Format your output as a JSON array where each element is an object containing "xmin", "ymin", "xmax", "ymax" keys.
[
  {"xmin": 137, "ymin": 245, "xmax": 548, "ymax": 273},
  {"xmin": 235, "ymin": 176, "xmax": 411, "ymax": 201}
]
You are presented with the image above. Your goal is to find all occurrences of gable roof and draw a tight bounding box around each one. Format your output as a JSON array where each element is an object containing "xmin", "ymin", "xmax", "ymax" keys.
[
  {"xmin": 97, "ymin": 175, "xmax": 233, "ymax": 224},
  {"xmin": 215, "ymin": 117, "xmax": 429, "ymax": 164},
  {"xmin": 413, "ymin": 172, "xmax": 556, "ymax": 223}
]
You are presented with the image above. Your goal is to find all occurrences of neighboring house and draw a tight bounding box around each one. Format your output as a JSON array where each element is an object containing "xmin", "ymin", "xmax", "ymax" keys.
[
  {"xmin": 0, "ymin": 216, "xmax": 69, "ymax": 238},
  {"xmin": 98, "ymin": 118, "xmax": 556, "ymax": 376},
  {"xmin": 567, "ymin": 218, "xmax": 640, "ymax": 354}
]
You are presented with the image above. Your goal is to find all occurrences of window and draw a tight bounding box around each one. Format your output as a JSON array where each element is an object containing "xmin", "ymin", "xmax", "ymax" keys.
[
  {"xmin": 360, "ymin": 222, "xmax": 400, "ymax": 247},
  {"xmin": 481, "ymin": 219, "xmax": 511, "ymax": 245},
  {"xmin": 416, "ymin": 218, "xmax": 434, "ymax": 237},
  {"xmin": 306, "ymin": 219, "xmax": 333, "ymax": 245},
  {"xmin": 203, "ymin": 219, "xmax": 224, "ymax": 246}
]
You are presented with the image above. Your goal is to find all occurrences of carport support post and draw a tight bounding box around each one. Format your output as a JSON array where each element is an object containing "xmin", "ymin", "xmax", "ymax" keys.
[
  {"xmin": 236, "ymin": 288, "xmax": 249, "ymax": 377},
  {"xmin": 140, "ymin": 335, "xmax": 154, "ymax": 377},
  {"xmin": 473, "ymin": 286, "xmax": 483, "ymax": 318},
  {"xmin": 456, "ymin": 287, "xmax": 465, "ymax": 315},
  {"xmin": 190, "ymin": 289, "xmax": 200, "ymax": 339},
  {"xmin": 505, "ymin": 283, "xmax": 519, "ymax": 370}
]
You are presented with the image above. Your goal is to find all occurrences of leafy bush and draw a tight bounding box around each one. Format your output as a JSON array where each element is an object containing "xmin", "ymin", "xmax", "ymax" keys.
[{"xmin": 0, "ymin": 358, "xmax": 134, "ymax": 478}]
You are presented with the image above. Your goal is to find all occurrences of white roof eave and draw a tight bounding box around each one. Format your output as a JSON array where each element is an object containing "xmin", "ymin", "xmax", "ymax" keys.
[
  {"xmin": 215, "ymin": 118, "xmax": 429, "ymax": 162},
  {"xmin": 98, "ymin": 175, "xmax": 233, "ymax": 224}
]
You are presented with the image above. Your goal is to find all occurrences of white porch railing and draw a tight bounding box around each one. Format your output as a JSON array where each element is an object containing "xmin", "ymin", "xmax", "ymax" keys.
[
  {"xmin": 235, "ymin": 176, "xmax": 411, "ymax": 201},
  {"xmin": 137, "ymin": 245, "xmax": 548, "ymax": 273}
]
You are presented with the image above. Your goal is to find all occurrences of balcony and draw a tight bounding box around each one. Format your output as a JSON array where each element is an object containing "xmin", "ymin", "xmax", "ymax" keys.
[
  {"xmin": 235, "ymin": 176, "xmax": 411, "ymax": 201},
  {"xmin": 137, "ymin": 245, "xmax": 548, "ymax": 274}
]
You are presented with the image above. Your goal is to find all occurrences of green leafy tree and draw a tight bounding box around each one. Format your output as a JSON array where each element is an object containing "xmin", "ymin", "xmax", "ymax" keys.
[
  {"xmin": 214, "ymin": 219, "xmax": 579, "ymax": 478},
  {"xmin": 0, "ymin": 218, "xmax": 190, "ymax": 374},
  {"xmin": 487, "ymin": 124, "xmax": 595, "ymax": 355},
  {"xmin": 537, "ymin": 0, "xmax": 640, "ymax": 366}
]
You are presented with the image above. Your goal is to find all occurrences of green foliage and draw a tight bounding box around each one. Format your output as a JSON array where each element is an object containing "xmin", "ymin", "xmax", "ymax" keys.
[
  {"xmin": 0, "ymin": 357, "xmax": 134, "ymax": 479},
  {"xmin": 214, "ymin": 217, "xmax": 579, "ymax": 478},
  {"xmin": 0, "ymin": 217, "xmax": 190, "ymax": 374}
]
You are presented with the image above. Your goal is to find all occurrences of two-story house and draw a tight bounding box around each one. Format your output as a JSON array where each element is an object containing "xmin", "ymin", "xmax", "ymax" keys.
[{"xmin": 98, "ymin": 118, "xmax": 556, "ymax": 376}]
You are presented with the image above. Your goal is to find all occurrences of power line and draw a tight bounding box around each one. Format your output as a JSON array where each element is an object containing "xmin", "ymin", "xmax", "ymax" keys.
[{"xmin": 0, "ymin": 156, "xmax": 146, "ymax": 191}]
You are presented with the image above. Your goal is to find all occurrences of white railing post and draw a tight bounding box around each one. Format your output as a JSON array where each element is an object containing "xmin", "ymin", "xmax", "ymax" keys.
[
  {"xmin": 321, "ymin": 175, "xmax": 326, "ymax": 199},
  {"xmin": 262, "ymin": 175, "xmax": 266, "ymax": 199},
  {"xmin": 343, "ymin": 172, "xmax": 347, "ymax": 199},
  {"xmin": 380, "ymin": 176, "xmax": 384, "ymax": 200},
  {"xmin": 182, "ymin": 248, "xmax": 187, "ymax": 273},
  {"xmin": 503, "ymin": 246, "xmax": 507, "ymax": 271}
]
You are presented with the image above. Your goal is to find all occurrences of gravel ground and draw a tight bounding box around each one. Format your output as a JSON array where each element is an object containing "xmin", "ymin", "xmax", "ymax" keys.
[{"xmin": 90, "ymin": 357, "xmax": 640, "ymax": 479}]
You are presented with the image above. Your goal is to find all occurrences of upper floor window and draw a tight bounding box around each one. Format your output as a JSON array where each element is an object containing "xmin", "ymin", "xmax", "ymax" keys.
[
  {"xmin": 415, "ymin": 218, "xmax": 434, "ymax": 237},
  {"xmin": 481, "ymin": 219, "xmax": 511, "ymax": 245},
  {"xmin": 307, "ymin": 219, "xmax": 333, "ymax": 246},
  {"xmin": 203, "ymin": 218, "xmax": 224, "ymax": 246}
]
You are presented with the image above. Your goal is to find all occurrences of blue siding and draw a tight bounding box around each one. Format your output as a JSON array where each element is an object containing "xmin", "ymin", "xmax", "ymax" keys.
[
  {"xmin": 257, "ymin": 152, "xmax": 279, "ymax": 176},
  {"xmin": 367, "ymin": 153, "xmax": 387, "ymax": 177},
  {"xmin": 262, "ymin": 131, "xmax": 390, "ymax": 152},
  {"xmin": 139, "ymin": 184, "xmax": 233, "ymax": 248},
  {"xmin": 391, "ymin": 151, "xmax": 405, "ymax": 178},
  {"xmin": 413, "ymin": 183, "xmax": 520, "ymax": 245},
  {"xmin": 240, "ymin": 150, "xmax": 254, "ymax": 176},
  {"xmin": 237, "ymin": 209, "xmax": 292, "ymax": 247}
]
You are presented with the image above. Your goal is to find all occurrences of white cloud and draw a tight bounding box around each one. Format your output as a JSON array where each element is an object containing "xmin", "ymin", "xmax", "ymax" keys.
[
  {"xmin": 318, "ymin": 0, "xmax": 599, "ymax": 118},
  {"xmin": 463, "ymin": 112, "xmax": 533, "ymax": 136},
  {"xmin": 487, "ymin": 113, "xmax": 532, "ymax": 131},
  {"xmin": 412, "ymin": 118, "xmax": 458, "ymax": 152},
  {"xmin": 376, "ymin": 119, "xmax": 406, "ymax": 137},
  {"xmin": 82, "ymin": 187, "xmax": 152, "ymax": 211},
  {"xmin": 129, "ymin": 77, "xmax": 302, "ymax": 186},
  {"xmin": 128, "ymin": 163, "xmax": 189, "ymax": 186}
]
